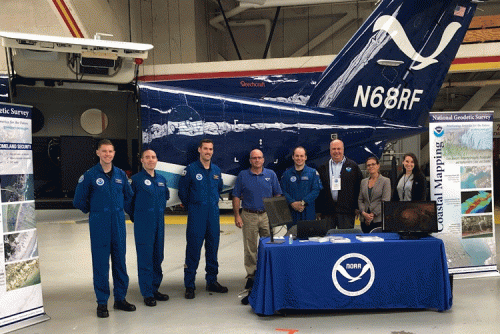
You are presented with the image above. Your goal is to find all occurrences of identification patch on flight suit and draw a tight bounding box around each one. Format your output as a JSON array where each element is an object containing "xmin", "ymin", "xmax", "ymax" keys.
[
  {"xmin": 301, "ymin": 176, "xmax": 309, "ymax": 180},
  {"xmin": 144, "ymin": 179, "xmax": 152, "ymax": 186},
  {"xmin": 78, "ymin": 175, "xmax": 84, "ymax": 183},
  {"xmin": 115, "ymin": 179, "xmax": 122, "ymax": 184},
  {"xmin": 158, "ymin": 182, "xmax": 165, "ymax": 187},
  {"xmin": 196, "ymin": 174, "xmax": 203, "ymax": 180},
  {"xmin": 214, "ymin": 175, "xmax": 219, "ymax": 179},
  {"xmin": 290, "ymin": 176, "xmax": 297, "ymax": 182},
  {"xmin": 96, "ymin": 178, "xmax": 105, "ymax": 186}
]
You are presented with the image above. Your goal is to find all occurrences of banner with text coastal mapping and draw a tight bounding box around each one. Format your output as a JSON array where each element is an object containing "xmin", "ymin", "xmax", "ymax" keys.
[
  {"xmin": 0, "ymin": 102, "xmax": 48, "ymax": 331},
  {"xmin": 430, "ymin": 111, "xmax": 497, "ymax": 275}
]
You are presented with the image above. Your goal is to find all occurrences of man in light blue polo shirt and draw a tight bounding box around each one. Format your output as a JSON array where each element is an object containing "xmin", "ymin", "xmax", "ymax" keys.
[{"xmin": 232, "ymin": 149, "xmax": 281, "ymax": 302}]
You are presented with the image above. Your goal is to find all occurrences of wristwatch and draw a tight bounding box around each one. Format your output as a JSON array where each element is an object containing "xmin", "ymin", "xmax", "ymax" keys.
[{"xmin": 301, "ymin": 200, "xmax": 306, "ymax": 206}]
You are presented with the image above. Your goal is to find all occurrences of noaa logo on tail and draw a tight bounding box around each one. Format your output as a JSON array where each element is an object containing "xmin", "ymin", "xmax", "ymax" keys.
[
  {"xmin": 332, "ymin": 253, "xmax": 375, "ymax": 296},
  {"xmin": 434, "ymin": 126, "xmax": 444, "ymax": 137},
  {"xmin": 373, "ymin": 15, "xmax": 462, "ymax": 70}
]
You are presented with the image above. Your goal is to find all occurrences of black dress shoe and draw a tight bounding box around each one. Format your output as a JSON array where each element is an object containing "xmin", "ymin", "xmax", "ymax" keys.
[
  {"xmin": 113, "ymin": 299, "xmax": 136, "ymax": 312},
  {"xmin": 206, "ymin": 282, "xmax": 228, "ymax": 293},
  {"xmin": 144, "ymin": 297, "xmax": 156, "ymax": 307},
  {"xmin": 154, "ymin": 291, "xmax": 170, "ymax": 301},
  {"xmin": 97, "ymin": 304, "xmax": 109, "ymax": 318},
  {"xmin": 185, "ymin": 287, "xmax": 195, "ymax": 299},
  {"xmin": 241, "ymin": 294, "xmax": 250, "ymax": 305}
]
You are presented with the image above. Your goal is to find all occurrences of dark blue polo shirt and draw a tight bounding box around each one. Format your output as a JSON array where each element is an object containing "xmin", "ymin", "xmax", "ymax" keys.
[{"xmin": 232, "ymin": 168, "xmax": 282, "ymax": 211}]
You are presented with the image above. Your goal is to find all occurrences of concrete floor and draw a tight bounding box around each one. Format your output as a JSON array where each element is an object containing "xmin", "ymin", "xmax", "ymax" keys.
[{"xmin": 8, "ymin": 209, "xmax": 500, "ymax": 334}]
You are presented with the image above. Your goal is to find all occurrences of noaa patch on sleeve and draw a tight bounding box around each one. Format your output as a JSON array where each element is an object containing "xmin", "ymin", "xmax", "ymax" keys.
[
  {"xmin": 182, "ymin": 170, "xmax": 187, "ymax": 176},
  {"xmin": 128, "ymin": 179, "xmax": 133, "ymax": 184},
  {"xmin": 78, "ymin": 175, "xmax": 84, "ymax": 183}
]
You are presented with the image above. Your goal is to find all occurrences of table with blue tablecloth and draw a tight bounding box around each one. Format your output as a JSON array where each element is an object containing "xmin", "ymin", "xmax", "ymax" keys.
[{"xmin": 248, "ymin": 233, "xmax": 452, "ymax": 316}]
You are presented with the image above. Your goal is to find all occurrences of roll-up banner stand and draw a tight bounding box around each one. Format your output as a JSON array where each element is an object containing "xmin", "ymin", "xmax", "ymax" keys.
[
  {"xmin": 0, "ymin": 102, "xmax": 49, "ymax": 333},
  {"xmin": 429, "ymin": 111, "xmax": 498, "ymax": 277}
]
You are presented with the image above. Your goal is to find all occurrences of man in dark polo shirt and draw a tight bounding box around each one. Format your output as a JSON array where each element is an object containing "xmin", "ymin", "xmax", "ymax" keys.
[{"xmin": 232, "ymin": 149, "xmax": 282, "ymax": 302}]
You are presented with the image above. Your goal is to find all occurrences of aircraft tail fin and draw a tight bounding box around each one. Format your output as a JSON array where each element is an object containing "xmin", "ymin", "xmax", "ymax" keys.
[{"xmin": 306, "ymin": 0, "xmax": 477, "ymax": 126}]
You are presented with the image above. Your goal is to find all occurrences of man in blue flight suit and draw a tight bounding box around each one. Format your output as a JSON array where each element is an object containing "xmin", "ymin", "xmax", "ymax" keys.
[
  {"xmin": 73, "ymin": 139, "xmax": 136, "ymax": 318},
  {"xmin": 178, "ymin": 138, "xmax": 228, "ymax": 299},
  {"xmin": 129, "ymin": 149, "xmax": 170, "ymax": 307},
  {"xmin": 280, "ymin": 146, "xmax": 322, "ymax": 230}
]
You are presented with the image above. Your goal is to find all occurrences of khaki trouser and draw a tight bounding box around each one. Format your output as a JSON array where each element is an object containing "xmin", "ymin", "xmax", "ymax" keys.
[{"xmin": 241, "ymin": 210, "xmax": 270, "ymax": 278}]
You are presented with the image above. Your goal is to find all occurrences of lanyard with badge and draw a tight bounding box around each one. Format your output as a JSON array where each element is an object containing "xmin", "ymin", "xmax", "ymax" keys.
[{"xmin": 330, "ymin": 160, "xmax": 342, "ymax": 191}]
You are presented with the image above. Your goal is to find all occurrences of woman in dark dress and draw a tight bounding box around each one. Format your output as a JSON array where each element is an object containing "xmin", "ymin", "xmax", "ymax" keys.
[{"xmin": 392, "ymin": 153, "xmax": 426, "ymax": 202}]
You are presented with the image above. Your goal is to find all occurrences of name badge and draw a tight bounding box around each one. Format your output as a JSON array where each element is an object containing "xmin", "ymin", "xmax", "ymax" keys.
[
  {"xmin": 331, "ymin": 177, "xmax": 341, "ymax": 191},
  {"xmin": 301, "ymin": 176, "xmax": 309, "ymax": 180},
  {"xmin": 115, "ymin": 179, "xmax": 123, "ymax": 184}
]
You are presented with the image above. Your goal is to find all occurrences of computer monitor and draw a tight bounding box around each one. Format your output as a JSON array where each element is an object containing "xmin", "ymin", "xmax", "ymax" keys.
[
  {"xmin": 262, "ymin": 197, "xmax": 293, "ymax": 244},
  {"xmin": 382, "ymin": 201, "xmax": 438, "ymax": 239}
]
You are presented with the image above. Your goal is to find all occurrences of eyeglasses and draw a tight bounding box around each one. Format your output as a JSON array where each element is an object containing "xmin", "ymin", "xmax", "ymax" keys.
[
  {"xmin": 250, "ymin": 156, "xmax": 264, "ymax": 160},
  {"xmin": 366, "ymin": 163, "xmax": 377, "ymax": 167}
]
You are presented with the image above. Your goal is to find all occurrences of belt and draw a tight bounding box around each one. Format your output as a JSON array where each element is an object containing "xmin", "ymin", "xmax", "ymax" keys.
[{"xmin": 243, "ymin": 208, "xmax": 266, "ymax": 214}]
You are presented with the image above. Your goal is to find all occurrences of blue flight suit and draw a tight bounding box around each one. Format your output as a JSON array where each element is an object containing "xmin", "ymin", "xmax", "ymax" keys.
[
  {"xmin": 129, "ymin": 169, "xmax": 169, "ymax": 298},
  {"xmin": 178, "ymin": 160, "xmax": 223, "ymax": 289},
  {"xmin": 280, "ymin": 165, "xmax": 323, "ymax": 226},
  {"xmin": 73, "ymin": 163, "xmax": 133, "ymax": 304}
]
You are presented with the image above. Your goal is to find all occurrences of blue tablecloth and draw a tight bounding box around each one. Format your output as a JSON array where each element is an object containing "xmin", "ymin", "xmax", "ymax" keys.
[{"xmin": 249, "ymin": 233, "xmax": 452, "ymax": 315}]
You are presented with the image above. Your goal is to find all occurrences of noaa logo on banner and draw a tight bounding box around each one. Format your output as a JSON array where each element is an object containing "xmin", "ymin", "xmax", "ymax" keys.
[
  {"xmin": 144, "ymin": 179, "xmax": 152, "ymax": 186},
  {"xmin": 196, "ymin": 174, "xmax": 203, "ymax": 181},
  {"xmin": 332, "ymin": 253, "xmax": 375, "ymax": 296},
  {"xmin": 290, "ymin": 176, "xmax": 297, "ymax": 182},
  {"xmin": 96, "ymin": 178, "xmax": 105, "ymax": 186},
  {"xmin": 434, "ymin": 126, "xmax": 444, "ymax": 137}
]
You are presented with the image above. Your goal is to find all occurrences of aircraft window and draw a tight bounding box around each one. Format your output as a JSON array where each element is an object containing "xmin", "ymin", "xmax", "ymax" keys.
[{"xmin": 80, "ymin": 108, "xmax": 108, "ymax": 135}]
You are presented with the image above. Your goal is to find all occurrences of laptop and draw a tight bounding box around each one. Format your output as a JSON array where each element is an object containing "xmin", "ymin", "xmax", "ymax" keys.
[{"xmin": 296, "ymin": 219, "xmax": 330, "ymax": 239}]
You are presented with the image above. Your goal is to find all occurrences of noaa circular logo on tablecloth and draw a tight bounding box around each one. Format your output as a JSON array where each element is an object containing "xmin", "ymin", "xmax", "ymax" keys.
[
  {"xmin": 96, "ymin": 178, "xmax": 105, "ymax": 186},
  {"xmin": 332, "ymin": 253, "xmax": 375, "ymax": 296},
  {"xmin": 196, "ymin": 173, "xmax": 203, "ymax": 181},
  {"xmin": 144, "ymin": 179, "xmax": 152, "ymax": 186},
  {"xmin": 290, "ymin": 176, "xmax": 297, "ymax": 182}
]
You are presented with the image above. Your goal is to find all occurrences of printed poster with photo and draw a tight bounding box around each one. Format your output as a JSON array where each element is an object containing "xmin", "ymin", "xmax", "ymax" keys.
[
  {"xmin": 0, "ymin": 102, "xmax": 47, "ymax": 330},
  {"xmin": 429, "ymin": 111, "xmax": 497, "ymax": 275}
]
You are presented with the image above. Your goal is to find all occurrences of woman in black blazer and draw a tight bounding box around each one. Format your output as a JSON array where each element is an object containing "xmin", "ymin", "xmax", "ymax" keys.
[
  {"xmin": 392, "ymin": 153, "xmax": 426, "ymax": 202},
  {"xmin": 358, "ymin": 156, "xmax": 391, "ymax": 233}
]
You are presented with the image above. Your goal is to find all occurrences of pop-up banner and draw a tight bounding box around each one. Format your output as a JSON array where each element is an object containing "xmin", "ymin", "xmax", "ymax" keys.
[
  {"xmin": 0, "ymin": 102, "xmax": 49, "ymax": 332},
  {"xmin": 429, "ymin": 111, "xmax": 497, "ymax": 275}
]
